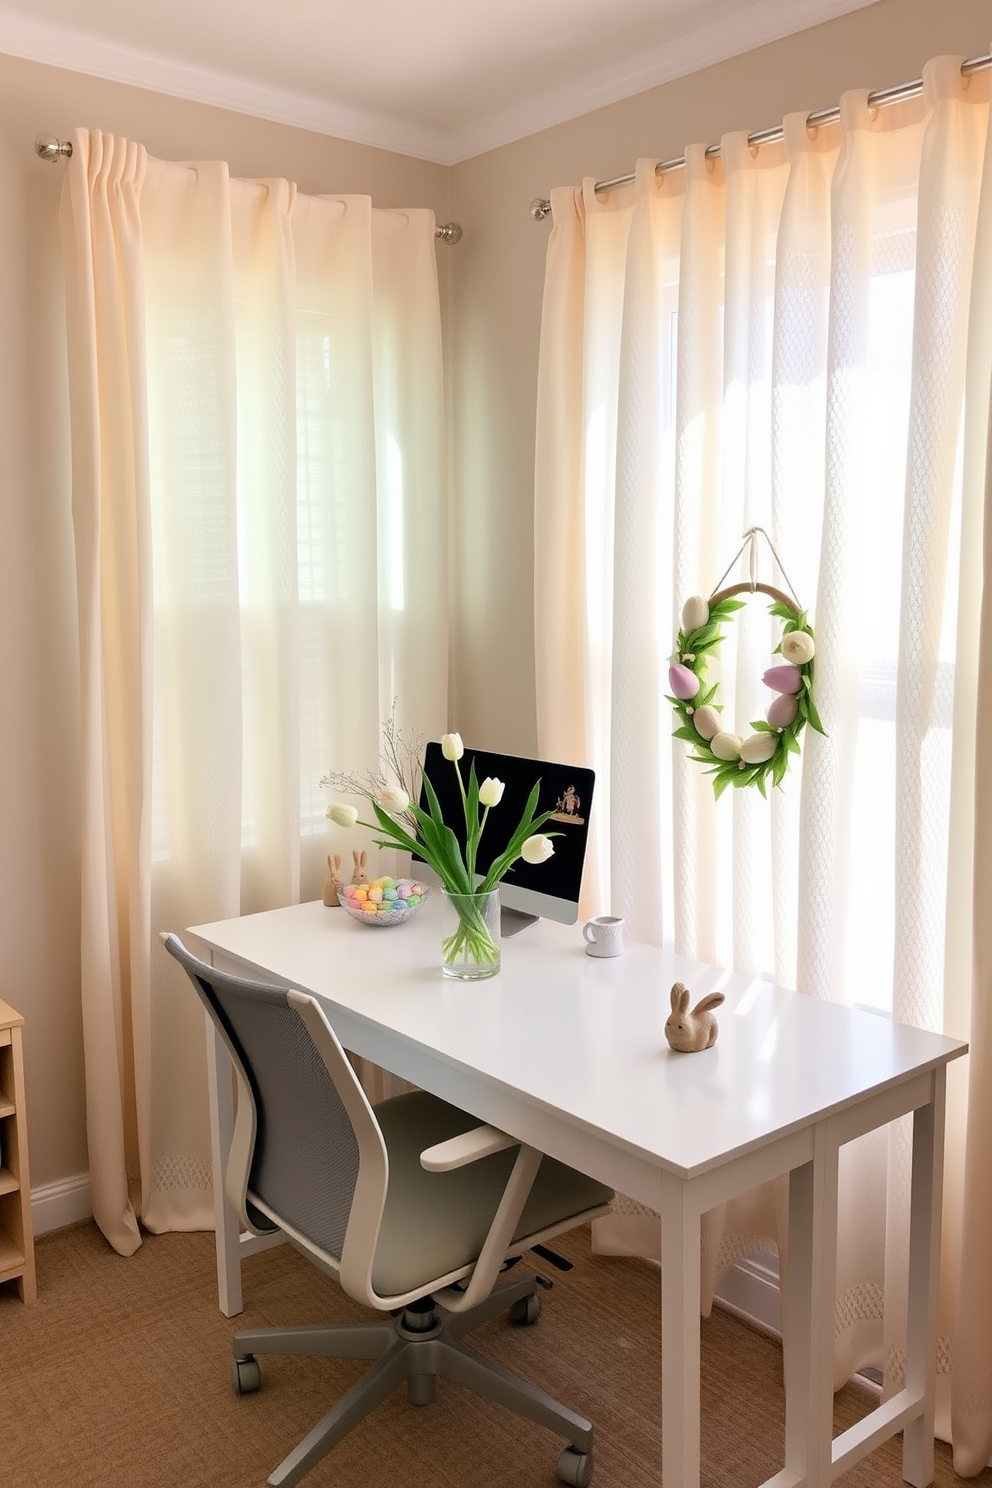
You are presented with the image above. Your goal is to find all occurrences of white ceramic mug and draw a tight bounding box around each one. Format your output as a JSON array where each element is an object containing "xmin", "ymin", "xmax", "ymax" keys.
[{"xmin": 582, "ymin": 914, "xmax": 625, "ymax": 958}]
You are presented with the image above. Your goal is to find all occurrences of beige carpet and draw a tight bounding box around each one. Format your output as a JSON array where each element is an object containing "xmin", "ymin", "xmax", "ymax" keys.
[{"xmin": 1, "ymin": 1221, "xmax": 986, "ymax": 1487}]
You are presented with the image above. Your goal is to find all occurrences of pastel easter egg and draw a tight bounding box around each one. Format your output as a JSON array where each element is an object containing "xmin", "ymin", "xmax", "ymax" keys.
[
  {"xmin": 710, "ymin": 731, "xmax": 743, "ymax": 761},
  {"xmin": 669, "ymin": 664, "xmax": 700, "ymax": 701},
  {"xmin": 767, "ymin": 692, "xmax": 799, "ymax": 729},
  {"xmin": 763, "ymin": 664, "xmax": 803, "ymax": 694},
  {"xmin": 693, "ymin": 704, "xmax": 721, "ymax": 741},
  {"xmin": 370, "ymin": 888, "xmax": 383, "ymax": 903},
  {"xmin": 681, "ymin": 595, "xmax": 710, "ymax": 633},
  {"xmin": 740, "ymin": 732, "xmax": 779, "ymax": 764},
  {"xmin": 397, "ymin": 885, "xmax": 410, "ymax": 898}
]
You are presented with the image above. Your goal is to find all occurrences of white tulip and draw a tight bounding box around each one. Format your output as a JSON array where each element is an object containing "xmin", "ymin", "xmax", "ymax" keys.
[
  {"xmin": 441, "ymin": 732, "xmax": 464, "ymax": 761},
  {"xmin": 378, "ymin": 785, "xmax": 410, "ymax": 813},
  {"xmin": 479, "ymin": 776, "xmax": 505, "ymax": 808},
  {"xmin": 521, "ymin": 834, "xmax": 554, "ymax": 864},
  {"xmin": 693, "ymin": 705, "xmax": 721, "ymax": 741},
  {"xmin": 710, "ymin": 731, "xmax": 743, "ymax": 761},
  {"xmin": 781, "ymin": 630, "xmax": 816, "ymax": 665},
  {"xmin": 326, "ymin": 803, "xmax": 358, "ymax": 827},
  {"xmin": 681, "ymin": 595, "xmax": 710, "ymax": 633},
  {"xmin": 740, "ymin": 732, "xmax": 779, "ymax": 764}
]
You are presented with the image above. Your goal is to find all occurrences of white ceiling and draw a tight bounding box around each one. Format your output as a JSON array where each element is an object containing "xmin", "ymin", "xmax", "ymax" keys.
[{"xmin": 1, "ymin": 0, "xmax": 879, "ymax": 164}]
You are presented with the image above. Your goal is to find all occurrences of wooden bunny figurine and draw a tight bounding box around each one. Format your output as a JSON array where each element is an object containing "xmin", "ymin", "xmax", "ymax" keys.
[
  {"xmin": 352, "ymin": 849, "xmax": 368, "ymax": 885},
  {"xmin": 664, "ymin": 981, "xmax": 726, "ymax": 1053},
  {"xmin": 322, "ymin": 853, "xmax": 344, "ymax": 907}
]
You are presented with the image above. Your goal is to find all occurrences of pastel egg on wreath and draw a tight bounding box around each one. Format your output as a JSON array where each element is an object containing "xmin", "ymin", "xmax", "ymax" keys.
[
  {"xmin": 669, "ymin": 663, "xmax": 700, "ymax": 700},
  {"xmin": 763, "ymin": 664, "xmax": 803, "ymax": 694},
  {"xmin": 740, "ymin": 732, "xmax": 779, "ymax": 765},
  {"xmin": 693, "ymin": 704, "xmax": 721, "ymax": 741},
  {"xmin": 767, "ymin": 692, "xmax": 799, "ymax": 730},
  {"xmin": 710, "ymin": 731, "xmax": 743, "ymax": 761},
  {"xmin": 681, "ymin": 595, "xmax": 710, "ymax": 633}
]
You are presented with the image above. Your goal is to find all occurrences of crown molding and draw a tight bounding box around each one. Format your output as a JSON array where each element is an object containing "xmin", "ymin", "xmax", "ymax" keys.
[
  {"xmin": 447, "ymin": 0, "xmax": 880, "ymax": 163},
  {"xmin": 0, "ymin": 9, "xmax": 452, "ymax": 163},
  {"xmin": 3, "ymin": 0, "xmax": 879, "ymax": 167}
]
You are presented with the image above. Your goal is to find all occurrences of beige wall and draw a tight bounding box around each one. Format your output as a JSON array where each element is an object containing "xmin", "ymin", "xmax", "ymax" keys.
[
  {"xmin": 446, "ymin": 0, "xmax": 992, "ymax": 756},
  {"xmin": 1, "ymin": 0, "xmax": 989, "ymax": 1208}
]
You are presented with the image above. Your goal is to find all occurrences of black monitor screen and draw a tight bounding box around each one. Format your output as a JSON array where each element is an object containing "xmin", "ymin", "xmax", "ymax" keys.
[{"xmin": 414, "ymin": 742, "xmax": 595, "ymax": 923}]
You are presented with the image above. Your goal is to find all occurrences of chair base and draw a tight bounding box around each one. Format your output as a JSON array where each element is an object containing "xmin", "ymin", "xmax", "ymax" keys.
[{"xmin": 232, "ymin": 1273, "xmax": 594, "ymax": 1488}]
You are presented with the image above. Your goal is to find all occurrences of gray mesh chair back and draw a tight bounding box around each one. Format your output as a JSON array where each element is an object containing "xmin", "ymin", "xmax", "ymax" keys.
[
  {"xmin": 163, "ymin": 933, "xmax": 362, "ymax": 1259},
  {"xmin": 162, "ymin": 930, "xmax": 602, "ymax": 1488}
]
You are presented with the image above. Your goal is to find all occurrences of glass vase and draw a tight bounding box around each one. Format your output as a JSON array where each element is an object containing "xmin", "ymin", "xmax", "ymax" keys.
[{"xmin": 440, "ymin": 888, "xmax": 501, "ymax": 980}]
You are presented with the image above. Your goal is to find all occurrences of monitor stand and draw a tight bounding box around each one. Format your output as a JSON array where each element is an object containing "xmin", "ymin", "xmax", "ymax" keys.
[{"xmin": 500, "ymin": 906, "xmax": 538, "ymax": 937}]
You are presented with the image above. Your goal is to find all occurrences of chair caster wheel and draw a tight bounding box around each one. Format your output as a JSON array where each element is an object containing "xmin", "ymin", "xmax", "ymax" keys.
[
  {"xmin": 557, "ymin": 1446, "xmax": 593, "ymax": 1486},
  {"xmin": 509, "ymin": 1293, "xmax": 541, "ymax": 1326},
  {"xmin": 232, "ymin": 1354, "xmax": 261, "ymax": 1394}
]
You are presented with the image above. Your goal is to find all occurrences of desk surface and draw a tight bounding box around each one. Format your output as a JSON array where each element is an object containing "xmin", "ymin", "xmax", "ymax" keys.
[
  {"xmin": 189, "ymin": 898, "xmax": 965, "ymax": 1187},
  {"xmin": 190, "ymin": 897, "xmax": 968, "ymax": 1487}
]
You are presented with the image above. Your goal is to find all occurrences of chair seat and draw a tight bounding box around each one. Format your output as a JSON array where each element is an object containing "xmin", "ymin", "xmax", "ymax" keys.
[{"xmin": 372, "ymin": 1090, "xmax": 613, "ymax": 1296}]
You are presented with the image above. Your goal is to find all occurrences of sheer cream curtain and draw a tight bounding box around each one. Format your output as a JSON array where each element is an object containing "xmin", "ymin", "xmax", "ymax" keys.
[
  {"xmin": 534, "ymin": 55, "xmax": 992, "ymax": 1471},
  {"xmin": 59, "ymin": 129, "xmax": 447, "ymax": 1258}
]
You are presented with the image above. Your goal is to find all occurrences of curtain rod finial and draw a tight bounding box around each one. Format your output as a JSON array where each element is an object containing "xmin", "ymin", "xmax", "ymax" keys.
[
  {"xmin": 530, "ymin": 197, "xmax": 552, "ymax": 222},
  {"xmin": 435, "ymin": 221, "xmax": 462, "ymax": 244},
  {"xmin": 35, "ymin": 134, "xmax": 72, "ymax": 162}
]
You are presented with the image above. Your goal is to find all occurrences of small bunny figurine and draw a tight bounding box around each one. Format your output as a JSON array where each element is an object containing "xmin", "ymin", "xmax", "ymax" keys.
[
  {"xmin": 322, "ymin": 853, "xmax": 344, "ymax": 907},
  {"xmin": 664, "ymin": 981, "xmax": 726, "ymax": 1053},
  {"xmin": 352, "ymin": 849, "xmax": 368, "ymax": 885}
]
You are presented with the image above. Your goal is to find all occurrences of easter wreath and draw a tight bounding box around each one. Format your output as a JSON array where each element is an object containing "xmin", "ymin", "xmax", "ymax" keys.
[{"xmin": 667, "ymin": 534, "xmax": 825, "ymax": 798}]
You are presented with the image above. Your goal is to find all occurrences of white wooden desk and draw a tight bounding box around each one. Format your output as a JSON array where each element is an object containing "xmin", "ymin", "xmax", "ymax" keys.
[{"xmin": 188, "ymin": 898, "xmax": 966, "ymax": 1488}]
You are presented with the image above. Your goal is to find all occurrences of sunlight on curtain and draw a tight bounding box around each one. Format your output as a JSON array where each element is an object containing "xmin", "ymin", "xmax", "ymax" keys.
[
  {"xmin": 60, "ymin": 133, "xmax": 447, "ymax": 1255},
  {"xmin": 534, "ymin": 55, "xmax": 992, "ymax": 1470}
]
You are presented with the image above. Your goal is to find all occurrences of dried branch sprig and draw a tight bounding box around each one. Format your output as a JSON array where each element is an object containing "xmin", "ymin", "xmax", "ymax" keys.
[{"xmin": 319, "ymin": 700, "xmax": 424, "ymax": 831}]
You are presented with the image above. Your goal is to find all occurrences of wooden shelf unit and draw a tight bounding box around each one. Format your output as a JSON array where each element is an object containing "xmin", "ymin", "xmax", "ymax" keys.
[{"xmin": 0, "ymin": 1000, "xmax": 36, "ymax": 1301}]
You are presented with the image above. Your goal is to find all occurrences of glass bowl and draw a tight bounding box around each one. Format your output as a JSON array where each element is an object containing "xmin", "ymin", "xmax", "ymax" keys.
[{"xmin": 337, "ymin": 877, "xmax": 430, "ymax": 927}]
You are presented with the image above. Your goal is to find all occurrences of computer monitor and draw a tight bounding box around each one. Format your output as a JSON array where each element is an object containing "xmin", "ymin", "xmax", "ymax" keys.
[{"xmin": 415, "ymin": 742, "xmax": 595, "ymax": 933}]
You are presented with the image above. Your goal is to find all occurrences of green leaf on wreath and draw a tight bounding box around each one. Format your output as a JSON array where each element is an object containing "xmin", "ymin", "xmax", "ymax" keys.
[{"xmin": 804, "ymin": 692, "xmax": 825, "ymax": 734}]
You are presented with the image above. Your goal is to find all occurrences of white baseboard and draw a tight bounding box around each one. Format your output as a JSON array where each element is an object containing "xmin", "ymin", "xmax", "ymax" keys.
[
  {"xmin": 714, "ymin": 1251, "xmax": 782, "ymax": 1338},
  {"xmin": 34, "ymin": 1179, "xmax": 787, "ymax": 1321},
  {"xmin": 31, "ymin": 1185, "xmax": 786, "ymax": 1331},
  {"xmin": 31, "ymin": 1173, "xmax": 93, "ymax": 1236}
]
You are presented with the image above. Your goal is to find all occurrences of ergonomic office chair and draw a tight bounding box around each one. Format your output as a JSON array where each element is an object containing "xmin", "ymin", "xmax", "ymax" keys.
[{"xmin": 162, "ymin": 933, "xmax": 614, "ymax": 1488}]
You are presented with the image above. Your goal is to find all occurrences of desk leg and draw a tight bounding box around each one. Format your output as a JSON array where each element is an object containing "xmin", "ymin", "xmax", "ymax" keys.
[
  {"xmin": 783, "ymin": 1123, "xmax": 840, "ymax": 1488},
  {"xmin": 660, "ymin": 1171, "xmax": 702, "ymax": 1488},
  {"xmin": 204, "ymin": 1013, "xmax": 244, "ymax": 1318},
  {"xmin": 902, "ymin": 1065, "xmax": 945, "ymax": 1488}
]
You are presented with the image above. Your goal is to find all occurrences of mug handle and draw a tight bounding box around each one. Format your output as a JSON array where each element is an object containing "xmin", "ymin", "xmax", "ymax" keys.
[{"xmin": 582, "ymin": 921, "xmax": 596, "ymax": 944}]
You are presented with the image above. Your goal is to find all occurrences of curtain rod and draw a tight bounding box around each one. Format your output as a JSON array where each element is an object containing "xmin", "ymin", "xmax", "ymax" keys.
[
  {"xmin": 529, "ymin": 50, "xmax": 992, "ymax": 221},
  {"xmin": 33, "ymin": 134, "xmax": 463, "ymax": 242}
]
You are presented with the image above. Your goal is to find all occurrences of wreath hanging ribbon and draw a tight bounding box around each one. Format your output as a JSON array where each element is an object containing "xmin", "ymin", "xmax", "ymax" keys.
[{"xmin": 667, "ymin": 528, "xmax": 825, "ymax": 798}]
